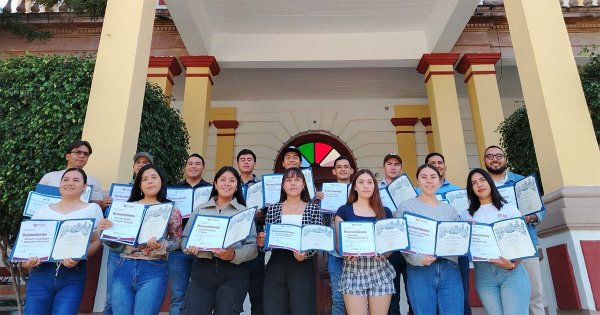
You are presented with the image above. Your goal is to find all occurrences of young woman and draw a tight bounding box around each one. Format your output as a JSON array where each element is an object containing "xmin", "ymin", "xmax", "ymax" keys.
[
  {"xmin": 256, "ymin": 167, "xmax": 323, "ymax": 315},
  {"xmin": 98, "ymin": 164, "xmax": 182, "ymax": 315},
  {"xmin": 182, "ymin": 166, "xmax": 257, "ymax": 314},
  {"xmin": 334, "ymin": 169, "xmax": 395, "ymax": 315},
  {"xmin": 398, "ymin": 164, "xmax": 463, "ymax": 315},
  {"xmin": 23, "ymin": 168, "xmax": 104, "ymax": 315},
  {"xmin": 466, "ymin": 168, "xmax": 530, "ymax": 315}
]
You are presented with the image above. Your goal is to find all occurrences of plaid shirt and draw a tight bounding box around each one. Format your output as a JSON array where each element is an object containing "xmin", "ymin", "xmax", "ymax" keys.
[{"xmin": 265, "ymin": 202, "xmax": 323, "ymax": 226}]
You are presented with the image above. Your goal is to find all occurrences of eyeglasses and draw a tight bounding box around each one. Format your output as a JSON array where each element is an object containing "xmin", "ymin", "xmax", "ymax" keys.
[
  {"xmin": 70, "ymin": 150, "xmax": 90, "ymax": 157},
  {"xmin": 485, "ymin": 154, "xmax": 504, "ymax": 160}
]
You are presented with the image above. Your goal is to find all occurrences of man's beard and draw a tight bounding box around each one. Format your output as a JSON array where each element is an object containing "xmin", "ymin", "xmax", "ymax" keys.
[{"xmin": 486, "ymin": 164, "xmax": 507, "ymax": 175}]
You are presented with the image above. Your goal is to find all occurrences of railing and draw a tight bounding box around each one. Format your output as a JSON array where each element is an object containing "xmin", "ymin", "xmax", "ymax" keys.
[
  {"xmin": 479, "ymin": 0, "xmax": 598, "ymax": 6},
  {"xmin": 0, "ymin": 0, "xmax": 167, "ymax": 14}
]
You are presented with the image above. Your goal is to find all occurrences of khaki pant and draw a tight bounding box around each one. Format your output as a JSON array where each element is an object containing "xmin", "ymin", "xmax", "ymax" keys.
[{"xmin": 521, "ymin": 257, "xmax": 545, "ymax": 315}]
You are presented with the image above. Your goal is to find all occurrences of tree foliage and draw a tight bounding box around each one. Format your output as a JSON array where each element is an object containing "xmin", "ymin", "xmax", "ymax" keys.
[{"xmin": 579, "ymin": 49, "xmax": 600, "ymax": 143}]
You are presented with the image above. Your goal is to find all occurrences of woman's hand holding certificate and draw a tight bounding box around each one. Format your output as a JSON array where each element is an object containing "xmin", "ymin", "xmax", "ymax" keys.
[
  {"xmin": 265, "ymin": 224, "xmax": 335, "ymax": 253},
  {"xmin": 185, "ymin": 207, "xmax": 257, "ymax": 251},
  {"xmin": 339, "ymin": 219, "xmax": 409, "ymax": 257}
]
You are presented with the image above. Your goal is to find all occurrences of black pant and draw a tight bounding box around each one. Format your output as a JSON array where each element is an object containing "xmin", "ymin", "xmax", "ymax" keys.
[
  {"xmin": 247, "ymin": 251, "xmax": 265, "ymax": 315},
  {"xmin": 263, "ymin": 250, "xmax": 316, "ymax": 315},
  {"xmin": 185, "ymin": 258, "xmax": 249, "ymax": 315},
  {"xmin": 388, "ymin": 252, "xmax": 413, "ymax": 315}
]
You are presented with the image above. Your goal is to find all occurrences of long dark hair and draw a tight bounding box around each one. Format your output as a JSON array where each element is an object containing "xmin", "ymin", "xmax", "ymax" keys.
[
  {"xmin": 348, "ymin": 169, "xmax": 386, "ymax": 220},
  {"xmin": 466, "ymin": 168, "xmax": 505, "ymax": 216},
  {"xmin": 128, "ymin": 164, "xmax": 170, "ymax": 202},
  {"xmin": 279, "ymin": 167, "xmax": 311, "ymax": 203},
  {"xmin": 209, "ymin": 166, "xmax": 246, "ymax": 206}
]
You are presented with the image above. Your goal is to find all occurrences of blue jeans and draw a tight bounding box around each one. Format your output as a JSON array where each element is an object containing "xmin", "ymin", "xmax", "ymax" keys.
[
  {"xmin": 111, "ymin": 258, "xmax": 168, "ymax": 315},
  {"xmin": 168, "ymin": 249, "xmax": 196, "ymax": 315},
  {"xmin": 247, "ymin": 251, "xmax": 265, "ymax": 315},
  {"xmin": 474, "ymin": 262, "xmax": 530, "ymax": 315},
  {"xmin": 458, "ymin": 256, "xmax": 471, "ymax": 314},
  {"xmin": 24, "ymin": 261, "xmax": 87, "ymax": 315},
  {"xmin": 103, "ymin": 249, "xmax": 121, "ymax": 315},
  {"xmin": 328, "ymin": 254, "xmax": 345, "ymax": 315},
  {"xmin": 407, "ymin": 259, "xmax": 464, "ymax": 315}
]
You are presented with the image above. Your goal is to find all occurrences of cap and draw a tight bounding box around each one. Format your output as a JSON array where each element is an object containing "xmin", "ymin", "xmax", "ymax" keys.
[
  {"xmin": 281, "ymin": 146, "xmax": 302, "ymax": 162},
  {"xmin": 383, "ymin": 153, "xmax": 402, "ymax": 164},
  {"xmin": 133, "ymin": 152, "xmax": 154, "ymax": 164}
]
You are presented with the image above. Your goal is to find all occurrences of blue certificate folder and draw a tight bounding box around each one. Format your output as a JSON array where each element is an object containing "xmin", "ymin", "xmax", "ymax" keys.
[
  {"xmin": 403, "ymin": 212, "xmax": 472, "ymax": 257},
  {"xmin": 99, "ymin": 201, "xmax": 174, "ymax": 246},
  {"xmin": 338, "ymin": 218, "xmax": 410, "ymax": 256},
  {"xmin": 184, "ymin": 207, "xmax": 258, "ymax": 250},
  {"xmin": 35, "ymin": 183, "xmax": 93, "ymax": 202},
  {"xmin": 496, "ymin": 174, "xmax": 545, "ymax": 216},
  {"xmin": 264, "ymin": 223, "xmax": 335, "ymax": 253},
  {"xmin": 10, "ymin": 218, "xmax": 95, "ymax": 262},
  {"xmin": 469, "ymin": 217, "xmax": 538, "ymax": 262}
]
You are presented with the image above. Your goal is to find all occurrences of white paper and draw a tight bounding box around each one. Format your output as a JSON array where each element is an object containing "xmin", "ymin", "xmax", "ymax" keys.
[
  {"xmin": 223, "ymin": 208, "xmax": 257, "ymax": 248},
  {"xmin": 11, "ymin": 220, "xmax": 58, "ymax": 262},
  {"xmin": 469, "ymin": 224, "xmax": 501, "ymax": 261},
  {"xmin": 379, "ymin": 188, "xmax": 397, "ymax": 213},
  {"xmin": 374, "ymin": 218, "xmax": 408, "ymax": 254},
  {"xmin": 339, "ymin": 221, "xmax": 376, "ymax": 256},
  {"xmin": 301, "ymin": 225, "xmax": 334, "ymax": 252},
  {"xmin": 435, "ymin": 222, "xmax": 471, "ymax": 257},
  {"xmin": 193, "ymin": 186, "xmax": 213, "ymax": 209},
  {"xmin": 444, "ymin": 190, "xmax": 469, "ymax": 219},
  {"xmin": 320, "ymin": 183, "xmax": 348, "ymax": 214},
  {"xmin": 23, "ymin": 192, "xmax": 61, "ymax": 217},
  {"xmin": 263, "ymin": 174, "xmax": 283, "ymax": 206},
  {"xmin": 387, "ymin": 175, "xmax": 417, "ymax": 208},
  {"xmin": 498, "ymin": 186, "xmax": 517, "ymax": 207},
  {"xmin": 514, "ymin": 176, "xmax": 543, "ymax": 216},
  {"xmin": 167, "ymin": 188, "xmax": 194, "ymax": 218},
  {"xmin": 301, "ymin": 168, "xmax": 316, "ymax": 199},
  {"xmin": 265, "ymin": 224, "xmax": 302, "ymax": 252},
  {"xmin": 185, "ymin": 215, "xmax": 229, "ymax": 250},
  {"xmin": 101, "ymin": 201, "xmax": 145, "ymax": 245},
  {"xmin": 80, "ymin": 186, "xmax": 93, "ymax": 202},
  {"xmin": 109, "ymin": 184, "xmax": 133, "ymax": 203},
  {"xmin": 245, "ymin": 183, "xmax": 264, "ymax": 209},
  {"xmin": 51, "ymin": 219, "xmax": 94, "ymax": 261},
  {"xmin": 493, "ymin": 218, "xmax": 537, "ymax": 261},
  {"xmin": 137, "ymin": 203, "xmax": 173, "ymax": 245},
  {"xmin": 404, "ymin": 213, "xmax": 437, "ymax": 256}
]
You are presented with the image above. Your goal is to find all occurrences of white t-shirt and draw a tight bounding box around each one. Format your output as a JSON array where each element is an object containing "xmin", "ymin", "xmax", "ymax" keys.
[
  {"xmin": 39, "ymin": 170, "xmax": 104, "ymax": 201},
  {"xmin": 472, "ymin": 203, "xmax": 522, "ymax": 224},
  {"xmin": 32, "ymin": 203, "xmax": 104, "ymax": 228}
]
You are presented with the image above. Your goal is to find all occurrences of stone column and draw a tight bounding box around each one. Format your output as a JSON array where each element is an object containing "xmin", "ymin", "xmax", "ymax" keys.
[{"xmin": 147, "ymin": 56, "xmax": 182, "ymax": 99}]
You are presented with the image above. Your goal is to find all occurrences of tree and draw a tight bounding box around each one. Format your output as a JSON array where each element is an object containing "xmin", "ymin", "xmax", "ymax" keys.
[{"xmin": 0, "ymin": 54, "xmax": 188, "ymax": 312}]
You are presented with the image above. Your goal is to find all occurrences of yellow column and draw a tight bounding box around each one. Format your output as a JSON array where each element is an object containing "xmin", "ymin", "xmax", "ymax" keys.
[
  {"xmin": 416, "ymin": 54, "xmax": 470, "ymax": 185},
  {"xmin": 147, "ymin": 56, "xmax": 182, "ymax": 99},
  {"xmin": 211, "ymin": 108, "xmax": 238, "ymax": 171},
  {"xmin": 391, "ymin": 117, "xmax": 419, "ymax": 185},
  {"xmin": 180, "ymin": 56, "xmax": 221, "ymax": 156},
  {"xmin": 420, "ymin": 117, "xmax": 435, "ymax": 153},
  {"xmin": 456, "ymin": 53, "xmax": 505, "ymax": 167},
  {"xmin": 81, "ymin": 0, "xmax": 155, "ymax": 185},
  {"xmin": 505, "ymin": 0, "xmax": 600, "ymax": 192}
]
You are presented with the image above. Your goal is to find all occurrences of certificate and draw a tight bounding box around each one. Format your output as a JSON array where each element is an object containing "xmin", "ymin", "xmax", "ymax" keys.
[
  {"xmin": 434, "ymin": 221, "xmax": 471, "ymax": 257},
  {"xmin": 34, "ymin": 183, "xmax": 92, "ymax": 202},
  {"xmin": 193, "ymin": 186, "xmax": 213, "ymax": 208},
  {"xmin": 379, "ymin": 188, "xmax": 397, "ymax": 213},
  {"xmin": 10, "ymin": 220, "xmax": 58, "ymax": 262},
  {"xmin": 339, "ymin": 222, "xmax": 376, "ymax": 256},
  {"xmin": 320, "ymin": 183, "xmax": 349, "ymax": 214},
  {"xmin": 167, "ymin": 187, "xmax": 194, "ymax": 218},
  {"xmin": 469, "ymin": 224, "xmax": 502, "ymax": 261},
  {"xmin": 301, "ymin": 168, "xmax": 316, "ymax": 199},
  {"xmin": 387, "ymin": 174, "xmax": 417, "ymax": 208},
  {"xmin": 137, "ymin": 203, "xmax": 174, "ymax": 245},
  {"xmin": 109, "ymin": 184, "xmax": 133, "ymax": 202},
  {"xmin": 404, "ymin": 213, "xmax": 437, "ymax": 256},
  {"xmin": 265, "ymin": 224, "xmax": 334, "ymax": 253},
  {"xmin": 50, "ymin": 219, "xmax": 95, "ymax": 261},
  {"xmin": 514, "ymin": 176, "xmax": 544, "ymax": 216},
  {"xmin": 497, "ymin": 186, "xmax": 517, "ymax": 207},
  {"xmin": 374, "ymin": 218, "xmax": 409, "ymax": 254},
  {"xmin": 185, "ymin": 207, "xmax": 257, "ymax": 250},
  {"xmin": 444, "ymin": 189, "xmax": 470, "ymax": 219},
  {"xmin": 262, "ymin": 174, "xmax": 283, "ymax": 206},
  {"xmin": 492, "ymin": 217, "xmax": 537, "ymax": 260},
  {"xmin": 100, "ymin": 201, "xmax": 146, "ymax": 245},
  {"xmin": 23, "ymin": 191, "xmax": 61, "ymax": 217},
  {"xmin": 245, "ymin": 183, "xmax": 264, "ymax": 209}
]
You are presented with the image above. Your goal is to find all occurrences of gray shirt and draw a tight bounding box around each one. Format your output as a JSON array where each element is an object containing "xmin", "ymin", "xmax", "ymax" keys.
[
  {"xmin": 181, "ymin": 197, "xmax": 258, "ymax": 265},
  {"xmin": 396, "ymin": 197, "xmax": 460, "ymax": 266}
]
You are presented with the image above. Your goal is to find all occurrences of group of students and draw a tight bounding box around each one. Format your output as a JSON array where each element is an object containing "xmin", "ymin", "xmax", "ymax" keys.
[{"xmin": 17, "ymin": 140, "xmax": 544, "ymax": 315}]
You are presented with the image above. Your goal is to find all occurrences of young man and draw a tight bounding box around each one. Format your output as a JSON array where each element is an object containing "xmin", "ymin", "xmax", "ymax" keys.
[
  {"xmin": 236, "ymin": 149, "xmax": 263, "ymax": 315},
  {"xmin": 326, "ymin": 156, "xmax": 355, "ymax": 315},
  {"xmin": 104, "ymin": 151, "xmax": 153, "ymax": 315},
  {"xmin": 39, "ymin": 140, "xmax": 107, "ymax": 208},
  {"xmin": 169, "ymin": 153, "xmax": 212, "ymax": 315},
  {"xmin": 484, "ymin": 145, "xmax": 545, "ymax": 315},
  {"xmin": 425, "ymin": 152, "xmax": 470, "ymax": 315},
  {"xmin": 378, "ymin": 153, "xmax": 412, "ymax": 315},
  {"xmin": 281, "ymin": 146, "xmax": 302, "ymax": 169}
]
